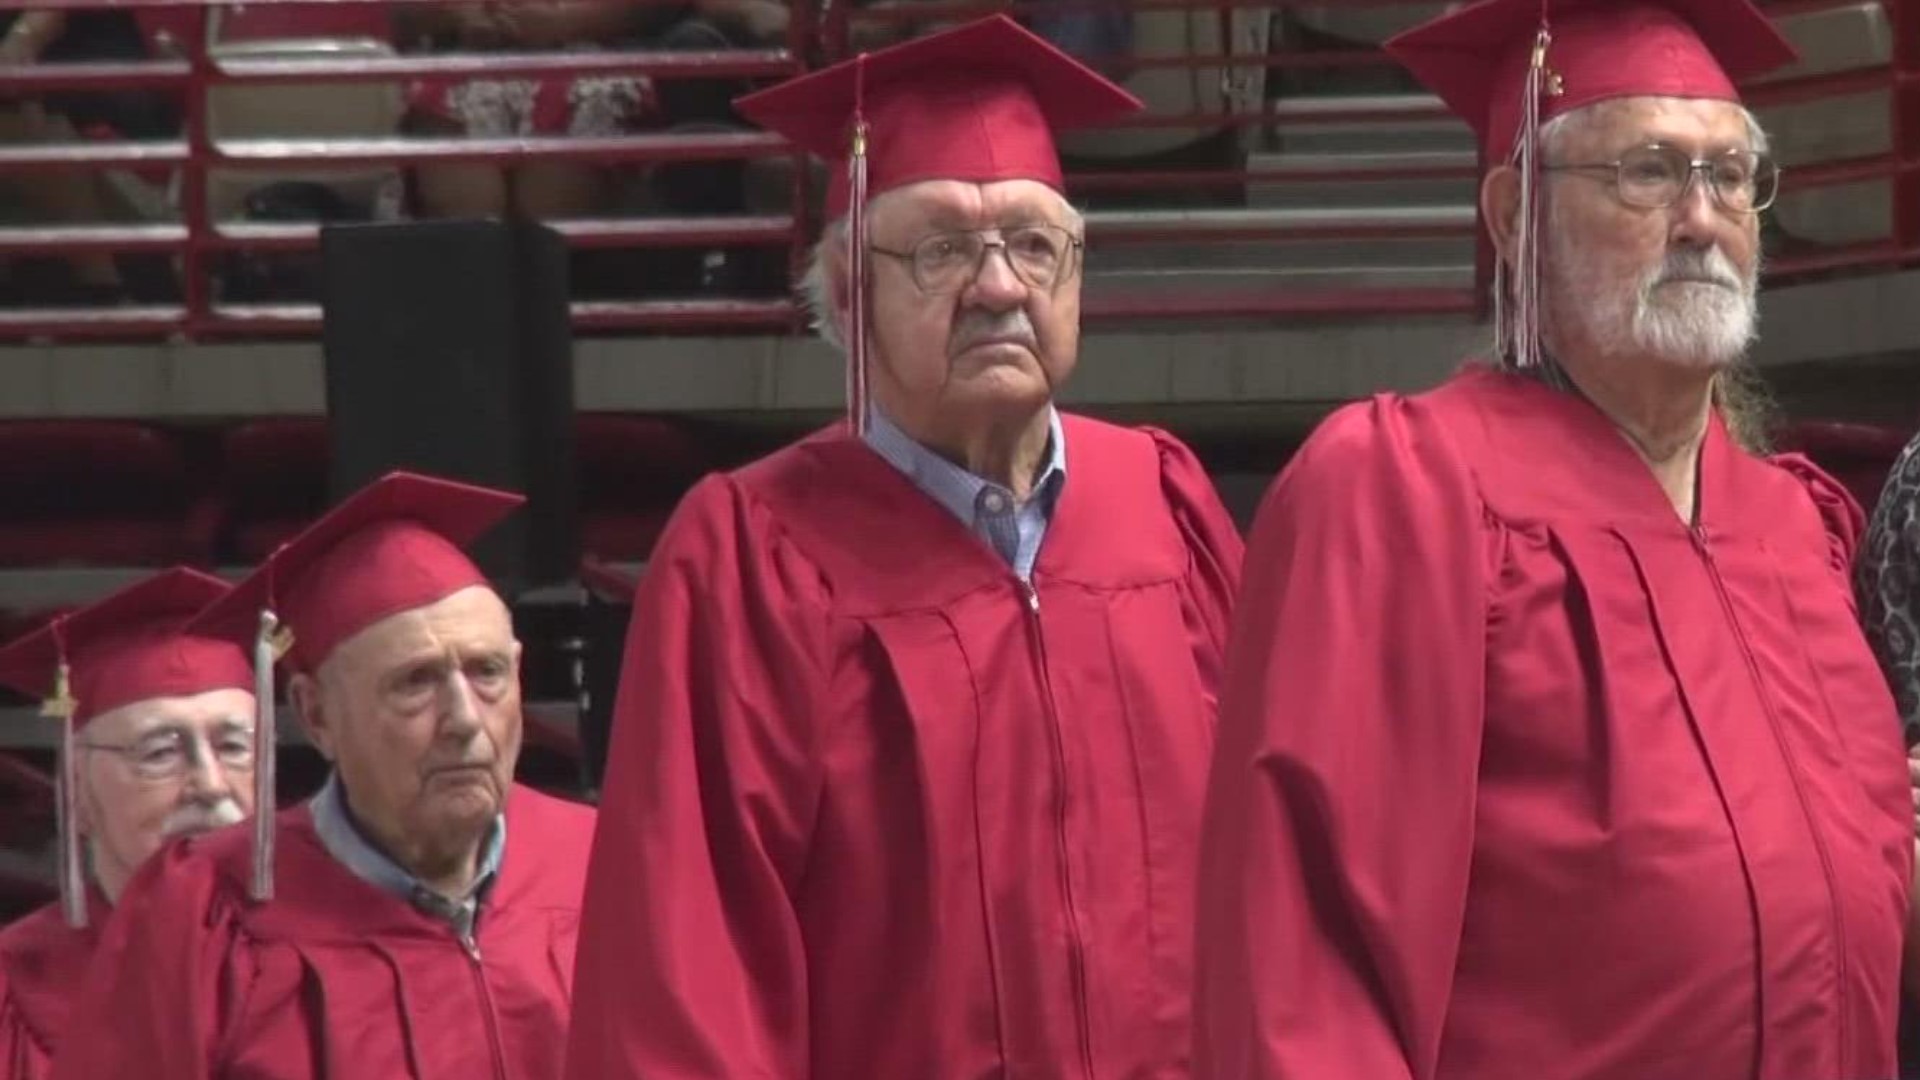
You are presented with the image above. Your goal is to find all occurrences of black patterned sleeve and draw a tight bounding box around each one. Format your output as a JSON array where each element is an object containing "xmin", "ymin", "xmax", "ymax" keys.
[{"xmin": 1858, "ymin": 432, "xmax": 1920, "ymax": 746}]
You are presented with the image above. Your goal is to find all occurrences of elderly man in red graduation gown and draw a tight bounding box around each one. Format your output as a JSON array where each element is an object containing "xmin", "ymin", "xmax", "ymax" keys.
[
  {"xmin": 564, "ymin": 16, "xmax": 1243, "ymax": 1079},
  {"xmin": 0, "ymin": 569, "xmax": 256, "ymax": 1079},
  {"xmin": 1194, "ymin": 2, "xmax": 1913, "ymax": 1078},
  {"xmin": 52, "ymin": 472, "xmax": 597, "ymax": 1080}
]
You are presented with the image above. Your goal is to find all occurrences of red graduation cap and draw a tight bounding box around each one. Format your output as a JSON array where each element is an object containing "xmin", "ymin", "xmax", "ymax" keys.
[
  {"xmin": 191, "ymin": 471, "xmax": 523, "ymax": 676},
  {"xmin": 0, "ymin": 567, "xmax": 249, "ymax": 728},
  {"xmin": 1385, "ymin": 0, "xmax": 1795, "ymax": 162},
  {"xmin": 734, "ymin": 16, "xmax": 1141, "ymax": 431},
  {"xmin": 736, "ymin": 14, "xmax": 1141, "ymax": 218},
  {"xmin": 1383, "ymin": 0, "xmax": 1794, "ymax": 369},
  {"xmin": 0, "ymin": 566, "xmax": 251, "ymax": 928},
  {"xmin": 187, "ymin": 470, "xmax": 522, "ymax": 904}
]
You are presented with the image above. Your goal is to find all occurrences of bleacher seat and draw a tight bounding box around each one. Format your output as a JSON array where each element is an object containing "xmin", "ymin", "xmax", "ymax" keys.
[
  {"xmin": 576, "ymin": 414, "xmax": 713, "ymax": 561},
  {"xmin": 0, "ymin": 422, "xmax": 215, "ymax": 568},
  {"xmin": 219, "ymin": 417, "xmax": 330, "ymax": 561},
  {"xmin": 204, "ymin": 5, "xmax": 406, "ymax": 223},
  {"xmin": 222, "ymin": 414, "xmax": 711, "ymax": 565}
]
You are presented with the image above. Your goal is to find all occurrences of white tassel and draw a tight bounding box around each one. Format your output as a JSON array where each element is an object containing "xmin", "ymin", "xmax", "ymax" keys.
[
  {"xmin": 1503, "ymin": 25, "xmax": 1558, "ymax": 370},
  {"xmin": 847, "ymin": 55, "xmax": 872, "ymax": 436},
  {"xmin": 57, "ymin": 711, "xmax": 85, "ymax": 929},
  {"xmin": 250, "ymin": 610, "xmax": 281, "ymax": 902}
]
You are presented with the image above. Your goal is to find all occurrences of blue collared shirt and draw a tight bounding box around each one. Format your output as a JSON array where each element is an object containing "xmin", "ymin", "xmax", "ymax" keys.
[
  {"xmin": 308, "ymin": 771, "xmax": 506, "ymax": 940},
  {"xmin": 862, "ymin": 407, "xmax": 1068, "ymax": 580}
]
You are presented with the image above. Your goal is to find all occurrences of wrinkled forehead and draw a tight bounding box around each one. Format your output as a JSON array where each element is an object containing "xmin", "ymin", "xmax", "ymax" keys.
[
  {"xmin": 320, "ymin": 585, "xmax": 516, "ymax": 677},
  {"xmin": 1553, "ymin": 95, "xmax": 1759, "ymax": 157},
  {"xmin": 86, "ymin": 687, "xmax": 258, "ymax": 741},
  {"xmin": 869, "ymin": 178, "xmax": 1075, "ymax": 240}
]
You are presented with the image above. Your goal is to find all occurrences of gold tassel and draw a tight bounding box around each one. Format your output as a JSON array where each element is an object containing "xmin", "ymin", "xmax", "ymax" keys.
[{"xmin": 39, "ymin": 660, "xmax": 74, "ymax": 720}]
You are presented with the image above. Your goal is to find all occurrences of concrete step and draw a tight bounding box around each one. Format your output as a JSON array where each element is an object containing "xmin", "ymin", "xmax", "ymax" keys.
[
  {"xmin": 1767, "ymin": 1, "xmax": 1893, "ymax": 81},
  {"xmin": 1090, "ymin": 233, "xmax": 1472, "ymax": 272},
  {"xmin": 1260, "ymin": 93, "xmax": 1473, "ymax": 156},
  {"xmin": 1245, "ymin": 148, "xmax": 1478, "ymax": 208},
  {"xmin": 1086, "ymin": 261, "xmax": 1475, "ymax": 297}
]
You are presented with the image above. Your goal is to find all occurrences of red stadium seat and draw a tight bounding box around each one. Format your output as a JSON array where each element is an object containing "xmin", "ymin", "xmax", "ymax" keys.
[
  {"xmin": 220, "ymin": 418, "xmax": 330, "ymax": 563},
  {"xmin": 576, "ymin": 415, "xmax": 713, "ymax": 562},
  {"xmin": 221, "ymin": 414, "xmax": 710, "ymax": 565},
  {"xmin": 0, "ymin": 422, "xmax": 215, "ymax": 568}
]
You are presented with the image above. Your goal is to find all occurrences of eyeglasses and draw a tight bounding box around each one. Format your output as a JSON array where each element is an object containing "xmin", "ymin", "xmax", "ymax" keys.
[
  {"xmin": 870, "ymin": 224, "xmax": 1084, "ymax": 296},
  {"xmin": 1544, "ymin": 145, "xmax": 1780, "ymax": 214},
  {"xmin": 79, "ymin": 726, "xmax": 256, "ymax": 783}
]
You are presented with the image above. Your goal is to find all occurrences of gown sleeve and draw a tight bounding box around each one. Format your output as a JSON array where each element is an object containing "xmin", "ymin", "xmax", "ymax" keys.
[
  {"xmin": 1146, "ymin": 426, "xmax": 1244, "ymax": 694},
  {"xmin": 1194, "ymin": 396, "xmax": 1496, "ymax": 1080},
  {"xmin": 50, "ymin": 843, "xmax": 243, "ymax": 1080},
  {"xmin": 564, "ymin": 474, "xmax": 831, "ymax": 1080}
]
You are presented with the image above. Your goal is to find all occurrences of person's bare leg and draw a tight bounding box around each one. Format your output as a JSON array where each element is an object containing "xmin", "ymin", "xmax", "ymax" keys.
[
  {"xmin": 509, "ymin": 161, "xmax": 605, "ymax": 221},
  {"xmin": 408, "ymin": 113, "xmax": 511, "ymax": 219}
]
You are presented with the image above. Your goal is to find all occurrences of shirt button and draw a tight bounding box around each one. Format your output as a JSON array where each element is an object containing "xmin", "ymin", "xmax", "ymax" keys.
[{"xmin": 982, "ymin": 490, "xmax": 1009, "ymax": 514}]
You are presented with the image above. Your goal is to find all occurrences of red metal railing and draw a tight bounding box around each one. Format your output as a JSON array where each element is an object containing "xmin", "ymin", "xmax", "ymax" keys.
[{"xmin": 0, "ymin": 0, "xmax": 1913, "ymax": 340}]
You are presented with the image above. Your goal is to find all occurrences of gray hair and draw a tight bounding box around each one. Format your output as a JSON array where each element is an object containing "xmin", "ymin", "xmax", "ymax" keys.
[
  {"xmin": 800, "ymin": 218, "xmax": 850, "ymax": 351},
  {"xmin": 798, "ymin": 194, "xmax": 1088, "ymax": 353},
  {"xmin": 1539, "ymin": 97, "xmax": 1771, "ymax": 161}
]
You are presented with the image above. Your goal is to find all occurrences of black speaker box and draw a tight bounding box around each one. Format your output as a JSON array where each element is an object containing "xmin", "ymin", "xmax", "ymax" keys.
[{"xmin": 319, "ymin": 219, "xmax": 579, "ymax": 591}]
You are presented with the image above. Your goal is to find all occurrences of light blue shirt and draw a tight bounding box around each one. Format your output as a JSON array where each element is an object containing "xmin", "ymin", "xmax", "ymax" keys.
[
  {"xmin": 862, "ymin": 407, "xmax": 1068, "ymax": 580},
  {"xmin": 308, "ymin": 771, "xmax": 506, "ymax": 940}
]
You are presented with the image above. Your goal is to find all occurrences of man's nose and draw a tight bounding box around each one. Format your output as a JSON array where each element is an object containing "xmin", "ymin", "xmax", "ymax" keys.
[{"xmin": 963, "ymin": 243, "xmax": 1030, "ymax": 311}]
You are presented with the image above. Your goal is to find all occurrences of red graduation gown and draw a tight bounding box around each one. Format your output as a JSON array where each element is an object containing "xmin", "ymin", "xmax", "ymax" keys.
[
  {"xmin": 51, "ymin": 783, "xmax": 594, "ymax": 1080},
  {"xmin": 565, "ymin": 416, "xmax": 1243, "ymax": 1079},
  {"xmin": 0, "ymin": 895, "xmax": 105, "ymax": 1080},
  {"xmin": 1195, "ymin": 366, "xmax": 1912, "ymax": 1080}
]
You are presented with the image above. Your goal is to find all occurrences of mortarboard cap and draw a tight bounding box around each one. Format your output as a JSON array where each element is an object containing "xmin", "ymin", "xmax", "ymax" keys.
[
  {"xmin": 186, "ymin": 470, "xmax": 521, "ymax": 906},
  {"xmin": 736, "ymin": 15, "xmax": 1142, "ymax": 219},
  {"xmin": 0, "ymin": 567, "xmax": 250, "ymax": 728},
  {"xmin": 0, "ymin": 566, "xmax": 250, "ymax": 928},
  {"xmin": 1385, "ymin": 0, "xmax": 1796, "ymax": 163},
  {"xmin": 190, "ymin": 470, "xmax": 523, "ymax": 676}
]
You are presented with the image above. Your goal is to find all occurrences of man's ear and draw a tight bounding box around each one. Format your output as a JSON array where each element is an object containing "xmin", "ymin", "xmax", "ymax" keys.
[
  {"xmin": 1481, "ymin": 164, "xmax": 1524, "ymax": 271},
  {"xmin": 287, "ymin": 672, "xmax": 335, "ymax": 763}
]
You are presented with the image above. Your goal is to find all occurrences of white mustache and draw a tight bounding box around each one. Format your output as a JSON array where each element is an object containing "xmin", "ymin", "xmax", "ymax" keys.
[
  {"xmin": 1648, "ymin": 245, "xmax": 1744, "ymax": 292},
  {"xmin": 162, "ymin": 797, "xmax": 244, "ymax": 839},
  {"xmin": 949, "ymin": 309, "xmax": 1038, "ymax": 355}
]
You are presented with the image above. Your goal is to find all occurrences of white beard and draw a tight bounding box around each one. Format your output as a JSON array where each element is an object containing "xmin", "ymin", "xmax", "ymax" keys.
[{"xmin": 1545, "ymin": 213, "xmax": 1759, "ymax": 370}]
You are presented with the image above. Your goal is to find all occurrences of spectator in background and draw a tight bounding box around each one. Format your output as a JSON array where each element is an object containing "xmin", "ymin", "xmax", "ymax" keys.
[
  {"xmin": 398, "ymin": 0, "xmax": 653, "ymax": 221},
  {"xmin": 0, "ymin": 7, "xmax": 181, "ymax": 303}
]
